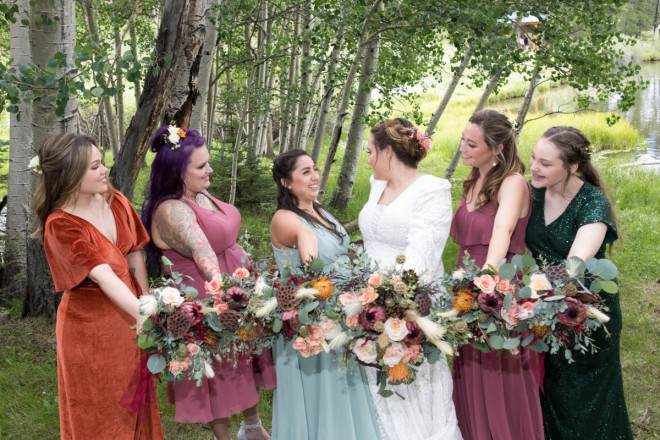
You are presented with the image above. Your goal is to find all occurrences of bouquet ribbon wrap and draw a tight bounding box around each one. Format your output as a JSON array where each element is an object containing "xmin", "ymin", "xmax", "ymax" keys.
[{"xmin": 120, "ymin": 351, "xmax": 156, "ymax": 437}]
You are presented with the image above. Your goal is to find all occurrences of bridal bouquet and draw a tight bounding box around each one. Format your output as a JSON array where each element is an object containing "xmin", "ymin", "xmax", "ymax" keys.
[
  {"xmin": 437, "ymin": 254, "xmax": 617, "ymax": 362},
  {"xmin": 137, "ymin": 258, "xmax": 217, "ymax": 384},
  {"xmin": 249, "ymin": 258, "xmax": 341, "ymax": 356},
  {"xmin": 331, "ymin": 245, "xmax": 455, "ymax": 397}
]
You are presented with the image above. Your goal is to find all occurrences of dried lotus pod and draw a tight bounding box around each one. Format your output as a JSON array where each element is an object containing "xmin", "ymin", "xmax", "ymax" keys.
[
  {"xmin": 546, "ymin": 263, "xmax": 571, "ymax": 285},
  {"xmin": 277, "ymin": 285, "xmax": 301, "ymax": 311},
  {"xmin": 218, "ymin": 309, "xmax": 242, "ymax": 332},
  {"xmin": 414, "ymin": 293, "xmax": 432, "ymax": 316},
  {"xmin": 166, "ymin": 310, "xmax": 191, "ymax": 339},
  {"xmin": 575, "ymin": 293, "xmax": 601, "ymax": 304}
]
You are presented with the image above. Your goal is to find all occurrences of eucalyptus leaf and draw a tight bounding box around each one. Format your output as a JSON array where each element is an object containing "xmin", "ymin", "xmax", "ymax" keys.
[
  {"xmin": 503, "ymin": 292, "xmax": 513, "ymax": 310},
  {"xmin": 272, "ymin": 318, "xmax": 283, "ymax": 333},
  {"xmin": 543, "ymin": 295, "xmax": 566, "ymax": 301},
  {"xmin": 308, "ymin": 258, "xmax": 324, "ymax": 274},
  {"xmin": 489, "ymin": 334, "xmax": 505, "ymax": 350},
  {"xmin": 597, "ymin": 280, "xmax": 619, "ymax": 294},
  {"xmin": 503, "ymin": 337, "xmax": 520, "ymax": 350},
  {"xmin": 522, "ymin": 333, "xmax": 535, "ymax": 347},
  {"xmin": 147, "ymin": 355, "xmax": 166, "ymax": 374},
  {"xmin": 498, "ymin": 263, "xmax": 515, "ymax": 280},
  {"xmin": 299, "ymin": 308, "xmax": 309, "ymax": 325},
  {"xmin": 517, "ymin": 286, "xmax": 532, "ymax": 299}
]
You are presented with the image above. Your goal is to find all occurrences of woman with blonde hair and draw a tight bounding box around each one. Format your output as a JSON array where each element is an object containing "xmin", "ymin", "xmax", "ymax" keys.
[{"xmin": 34, "ymin": 133, "xmax": 163, "ymax": 439}]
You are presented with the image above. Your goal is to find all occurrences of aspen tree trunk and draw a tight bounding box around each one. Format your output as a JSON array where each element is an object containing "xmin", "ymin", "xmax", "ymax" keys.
[
  {"xmin": 129, "ymin": 18, "xmax": 142, "ymax": 104},
  {"xmin": 110, "ymin": 0, "xmax": 210, "ymax": 200},
  {"xmin": 329, "ymin": 33, "xmax": 381, "ymax": 209},
  {"xmin": 318, "ymin": 0, "xmax": 383, "ymax": 202},
  {"xmin": 294, "ymin": 4, "xmax": 312, "ymax": 150},
  {"xmin": 514, "ymin": 61, "xmax": 541, "ymax": 141},
  {"xmin": 443, "ymin": 72, "xmax": 502, "ymax": 180},
  {"xmin": 3, "ymin": 0, "xmax": 33, "ymax": 299},
  {"xmin": 114, "ymin": 25, "xmax": 125, "ymax": 144},
  {"xmin": 206, "ymin": 54, "xmax": 220, "ymax": 145},
  {"xmin": 190, "ymin": 0, "xmax": 219, "ymax": 131},
  {"xmin": 310, "ymin": 19, "xmax": 346, "ymax": 163},
  {"xmin": 23, "ymin": 0, "xmax": 79, "ymax": 317},
  {"xmin": 285, "ymin": 9, "xmax": 301, "ymax": 152},
  {"xmin": 229, "ymin": 67, "xmax": 255, "ymax": 205},
  {"xmin": 254, "ymin": 0, "xmax": 269, "ymax": 156},
  {"xmin": 426, "ymin": 46, "xmax": 472, "ymax": 136}
]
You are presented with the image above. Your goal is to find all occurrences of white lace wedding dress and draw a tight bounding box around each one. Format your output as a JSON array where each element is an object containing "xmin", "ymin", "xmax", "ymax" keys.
[{"xmin": 358, "ymin": 174, "xmax": 463, "ymax": 440}]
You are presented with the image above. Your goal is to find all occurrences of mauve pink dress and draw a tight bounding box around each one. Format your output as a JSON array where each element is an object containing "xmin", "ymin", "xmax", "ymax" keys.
[
  {"xmin": 449, "ymin": 190, "xmax": 544, "ymax": 440},
  {"xmin": 163, "ymin": 193, "xmax": 276, "ymax": 423}
]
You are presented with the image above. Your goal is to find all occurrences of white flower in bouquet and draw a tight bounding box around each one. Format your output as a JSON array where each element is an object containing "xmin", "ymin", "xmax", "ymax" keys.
[
  {"xmin": 254, "ymin": 276, "xmax": 268, "ymax": 296},
  {"xmin": 138, "ymin": 294, "xmax": 159, "ymax": 316},
  {"xmin": 383, "ymin": 342, "xmax": 405, "ymax": 367},
  {"xmin": 451, "ymin": 269, "xmax": 466, "ymax": 281},
  {"xmin": 586, "ymin": 305, "xmax": 610, "ymax": 323},
  {"xmin": 528, "ymin": 273, "xmax": 552, "ymax": 298},
  {"xmin": 204, "ymin": 361, "xmax": 215, "ymax": 378},
  {"xmin": 353, "ymin": 338, "xmax": 378, "ymax": 364},
  {"xmin": 160, "ymin": 286, "xmax": 184, "ymax": 306},
  {"xmin": 383, "ymin": 317, "xmax": 409, "ymax": 342}
]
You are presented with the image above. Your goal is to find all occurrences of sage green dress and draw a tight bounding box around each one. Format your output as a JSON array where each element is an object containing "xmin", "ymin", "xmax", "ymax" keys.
[
  {"xmin": 271, "ymin": 213, "xmax": 381, "ymax": 440},
  {"xmin": 525, "ymin": 182, "xmax": 633, "ymax": 440}
]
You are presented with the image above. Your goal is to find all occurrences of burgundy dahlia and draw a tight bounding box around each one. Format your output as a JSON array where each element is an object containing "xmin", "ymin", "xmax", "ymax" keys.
[
  {"xmin": 478, "ymin": 292, "xmax": 503, "ymax": 314},
  {"xmin": 557, "ymin": 297, "xmax": 587, "ymax": 327}
]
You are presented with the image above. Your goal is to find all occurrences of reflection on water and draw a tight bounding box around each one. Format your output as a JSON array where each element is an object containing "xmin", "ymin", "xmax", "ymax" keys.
[{"xmin": 502, "ymin": 63, "xmax": 660, "ymax": 170}]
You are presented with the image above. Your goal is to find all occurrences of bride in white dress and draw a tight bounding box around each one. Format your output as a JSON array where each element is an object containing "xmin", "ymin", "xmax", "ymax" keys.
[{"xmin": 358, "ymin": 119, "xmax": 463, "ymax": 440}]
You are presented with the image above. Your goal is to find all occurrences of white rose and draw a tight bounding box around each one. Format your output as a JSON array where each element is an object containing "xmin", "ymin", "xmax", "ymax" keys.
[
  {"xmin": 451, "ymin": 269, "xmax": 465, "ymax": 281},
  {"xmin": 160, "ymin": 286, "xmax": 184, "ymax": 306},
  {"xmin": 138, "ymin": 294, "xmax": 159, "ymax": 316},
  {"xmin": 383, "ymin": 317, "xmax": 409, "ymax": 342},
  {"xmin": 319, "ymin": 318, "xmax": 341, "ymax": 340},
  {"xmin": 382, "ymin": 342, "xmax": 405, "ymax": 367},
  {"xmin": 352, "ymin": 338, "xmax": 377, "ymax": 364},
  {"xmin": 167, "ymin": 126, "xmax": 181, "ymax": 145},
  {"xmin": 529, "ymin": 273, "xmax": 552, "ymax": 298}
]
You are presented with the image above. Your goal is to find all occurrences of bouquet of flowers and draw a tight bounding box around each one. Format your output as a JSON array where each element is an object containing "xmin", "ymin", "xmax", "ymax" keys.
[
  {"xmin": 137, "ymin": 258, "xmax": 217, "ymax": 385},
  {"xmin": 248, "ymin": 258, "xmax": 341, "ymax": 356},
  {"xmin": 330, "ymin": 245, "xmax": 455, "ymax": 397},
  {"xmin": 198, "ymin": 264, "xmax": 272, "ymax": 360},
  {"xmin": 437, "ymin": 253, "xmax": 617, "ymax": 362}
]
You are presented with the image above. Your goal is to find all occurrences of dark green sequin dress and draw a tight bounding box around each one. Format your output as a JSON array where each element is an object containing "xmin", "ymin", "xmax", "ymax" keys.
[{"xmin": 525, "ymin": 182, "xmax": 633, "ymax": 440}]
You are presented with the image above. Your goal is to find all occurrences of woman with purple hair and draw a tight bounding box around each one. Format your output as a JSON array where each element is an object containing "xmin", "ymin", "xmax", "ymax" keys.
[{"xmin": 142, "ymin": 126, "xmax": 275, "ymax": 440}]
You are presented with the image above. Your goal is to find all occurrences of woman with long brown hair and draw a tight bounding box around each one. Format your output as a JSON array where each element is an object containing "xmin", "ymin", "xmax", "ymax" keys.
[
  {"xmin": 526, "ymin": 126, "xmax": 632, "ymax": 440},
  {"xmin": 450, "ymin": 110, "xmax": 543, "ymax": 440},
  {"xmin": 34, "ymin": 133, "xmax": 163, "ymax": 439}
]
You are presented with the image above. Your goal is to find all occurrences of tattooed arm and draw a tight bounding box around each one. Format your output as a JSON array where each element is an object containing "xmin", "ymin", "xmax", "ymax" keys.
[{"xmin": 153, "ymin": 199, "xmax": 221, "ymax": 280}]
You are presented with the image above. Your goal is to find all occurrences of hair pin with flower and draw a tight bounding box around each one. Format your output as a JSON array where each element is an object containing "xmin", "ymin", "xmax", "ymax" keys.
[
  {"xmin": 28, "ymin": 155, "xmax": 42, "ymax": 174},
  {"xmin": 408, "ymin": 127, "xmax": 433, "ymax": 153},
  {"xmin": 165, "ymin": 124, "xmax": 187, "ymax": 150}
]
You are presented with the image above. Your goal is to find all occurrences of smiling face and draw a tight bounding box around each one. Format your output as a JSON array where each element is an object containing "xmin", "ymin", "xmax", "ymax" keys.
[
  {"xmin": 183, "ymin": 145, "xmax": 212, "ymax": 194},
  {"xmin": 529, "ymin": 137, "xmax": 576, "ymax": 189},
  {"xmin": 460, "ymin": 122, "xmax": 500, "ymax": 171},
  {"xmin": 284, "ymin": 154, "xmax": 319, "ymax": 203},
  {"xmin": 79, "ymin": 146, "xmax": 108, "ymax": 196}
]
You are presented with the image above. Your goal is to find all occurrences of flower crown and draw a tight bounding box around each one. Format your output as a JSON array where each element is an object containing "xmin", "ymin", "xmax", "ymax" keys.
[
  {"xmin": 165, "ymin": 125, "xmax": 187, "ymax": 150},
  {"xmin": 408, "ymin": 127, "xmax": 432, "ymax": 153}
]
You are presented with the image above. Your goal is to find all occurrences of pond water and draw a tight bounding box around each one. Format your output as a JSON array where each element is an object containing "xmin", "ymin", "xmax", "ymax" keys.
[{"xmin": 508, "ymin": 62, "xmax": 660, "ymax": 171}]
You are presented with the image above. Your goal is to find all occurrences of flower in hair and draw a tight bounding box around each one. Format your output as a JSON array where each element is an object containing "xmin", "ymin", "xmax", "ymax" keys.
[
  {"xmin": 420, "ymin": 137, "xmax": 432, "ymax": 153},
  {"xmin": 28, "ymin": 155, "xmax": 42, "ymax": 174},
  {"xmin": 166, "ymin": 125, "xmax": 187, "ymax": 150},
  {"xmin": 408, "ymin": 127, "xmax": 432, "ymax": 153}
]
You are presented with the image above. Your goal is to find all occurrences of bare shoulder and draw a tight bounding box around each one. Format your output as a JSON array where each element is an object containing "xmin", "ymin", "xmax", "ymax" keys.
[
  {"xmin": 500, "ymin": 173, "xmax": 529, "ymax": 194},
  {"xmin": 271, "ymin": 209, "xmax": 303, "ymax": 230}
]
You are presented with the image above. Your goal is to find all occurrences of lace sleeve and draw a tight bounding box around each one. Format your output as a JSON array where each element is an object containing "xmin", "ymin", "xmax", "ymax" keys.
[{"xmin": 403, "ymin": 177, "xmax": 453, "ymax": 279}]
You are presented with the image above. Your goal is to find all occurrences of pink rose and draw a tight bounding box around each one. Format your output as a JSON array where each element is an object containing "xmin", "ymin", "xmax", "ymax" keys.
[
  {"xmin": 160, "ymin": 286, "xmax": 184, "ymax": 306},
  {"xmin": 232, "ymin": 267, "xmax": 250, "ymax": 279},
  {"xmin": 383, "ymin": 342, "xmax": 405, "ymax": 367},
  {"xmin": 500, "ymin": 303, "xmax": 521, "ymax": 329},
  {"xmin": 205, "ymin": 277, "xmax": 223, "ymax": 294},
  {"xmin": 339, "ymin": 292, "xmax": 358, "ymax": 307},
  {"xmin": 169, "ymin": 360, "xmax": 186, "ymax": 376},
  {"xmin": 345, "ymin": 315, "xmax": 360, "ymax": 329},
  {"xmin": 517, "ymin": 302, "xmax": 535, "ymax": 320},
  {"xmin": 392, "ymin": 275, "xmax": 402, "ymax": 284},
  {"xmin": 414, "ymin": 129, "xmax": 424, "ymax": 141},
  {"xmin": 496, "ymin": 278, "xmax": 512, "ymax": 293},
  {"xmin": 367, "ymin": 273, "xmax": 383, "ymax": 288},
  {"xmin": 187, "ymin": 343, "xmax": 200, "ymax": 356},
  {"xmin": 420, "ymin": 138, "xmax": 432, "ymax": 152},
  {"xmin": 384, "ymin": 317, "xmax": 409, "ymax": 342},
  {"xmin": 402, "ymin": 344, "xmax": 422, "ymax": 363},
  {"xmin": 474, "ymin": 274, "xmax": 496, "ymax": 293},
  {"xmin": 305, "ymin": 326, "xmax": 324, "ymax": 348},
  {"xmin": 358, "ymin": 287, "xmax": 379, "ymax": 305},
  {"xmin": 292, "ymin": 337, "xmax": 308, "ymax": 354},
  {"xmin": 213, "ymin": 300, "xmax": 228, "ymax": 314},
  {"xmin": 352, "ymin": 338, "xmax": 378, "ymax": 364}
]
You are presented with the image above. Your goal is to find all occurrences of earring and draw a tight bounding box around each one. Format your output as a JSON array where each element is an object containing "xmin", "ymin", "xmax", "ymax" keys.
[
  {"xmin": 492, "ymin": 161, "xmax": 497, "ymax": 167},
  {"xmin": 288, "ymin": 185, "xmax": 292, "ymax": 189}
]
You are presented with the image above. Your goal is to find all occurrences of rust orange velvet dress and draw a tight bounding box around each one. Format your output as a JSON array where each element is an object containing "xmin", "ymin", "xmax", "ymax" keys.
[{"xmin": 43, "ymin": 190, "xmax": 163, "ymax": 440}]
